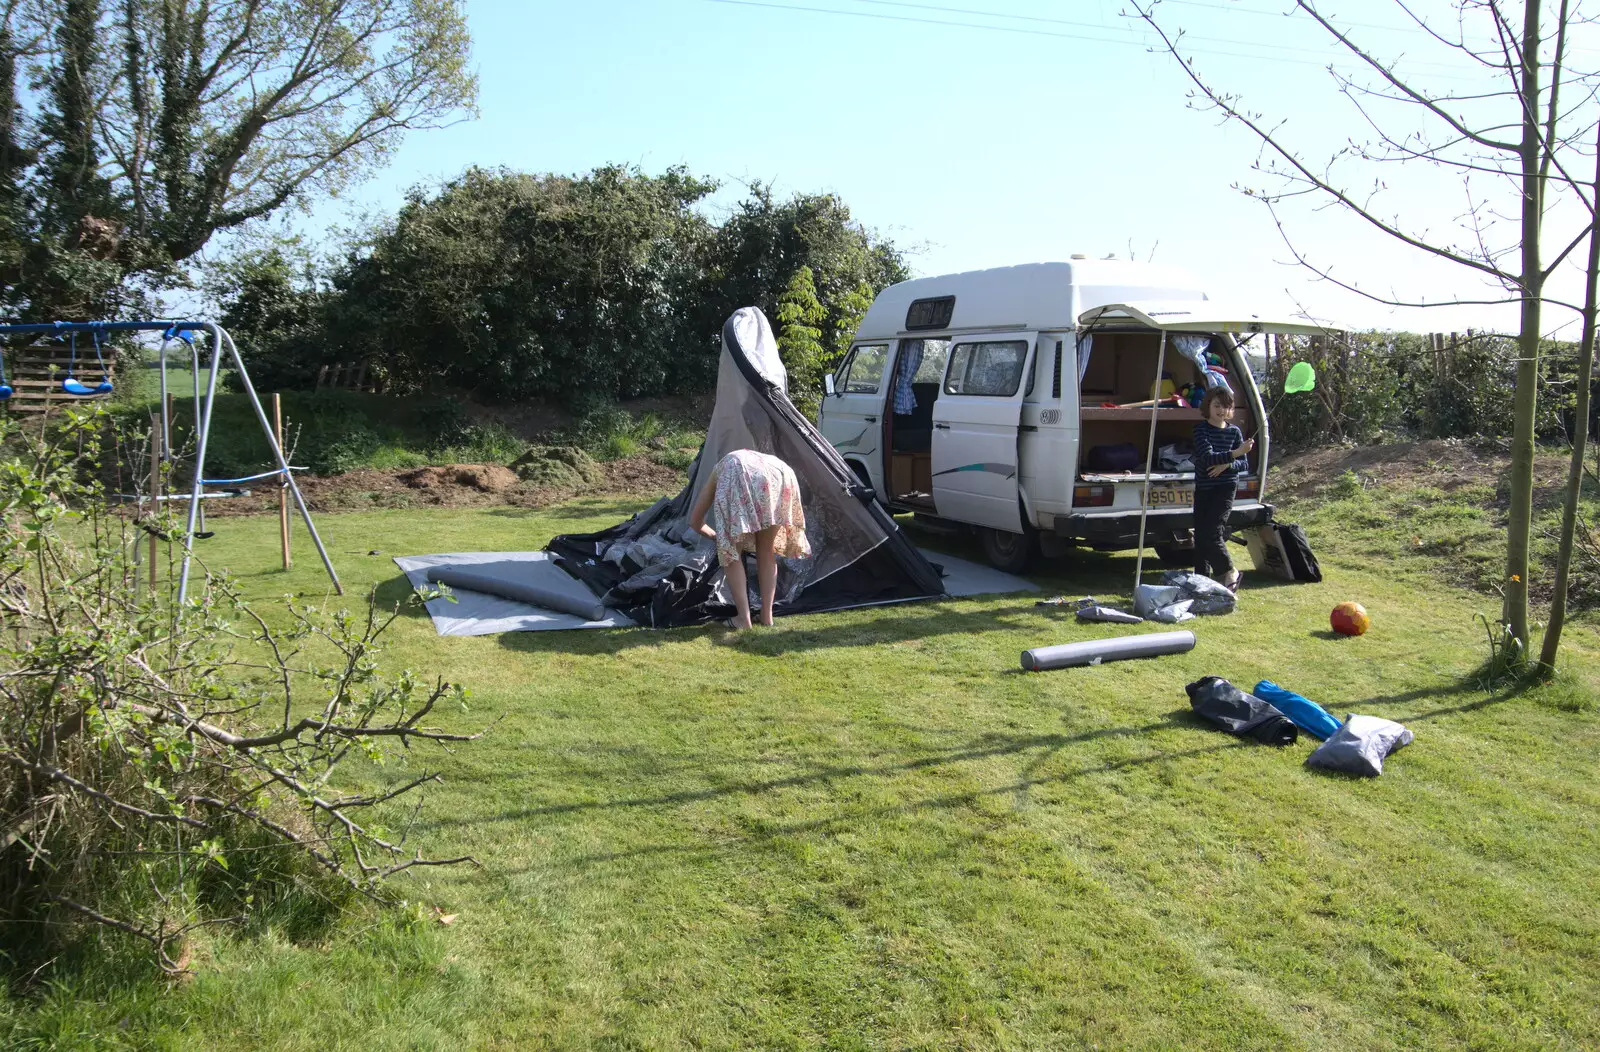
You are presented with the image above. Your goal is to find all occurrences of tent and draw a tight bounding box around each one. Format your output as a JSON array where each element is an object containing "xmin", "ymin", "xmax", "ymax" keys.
[{"xmin": 548, "ymin": 308, "xmax": 948, "ymax": 627}]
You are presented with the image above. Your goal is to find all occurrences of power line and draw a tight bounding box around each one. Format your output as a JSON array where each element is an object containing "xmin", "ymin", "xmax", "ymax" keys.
[{"xmin": 698, "ymin": 0, "xmax": 1489, "ymax": 75}]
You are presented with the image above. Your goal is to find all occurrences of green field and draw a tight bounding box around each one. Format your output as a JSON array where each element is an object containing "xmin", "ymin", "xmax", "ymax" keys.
[{"xmin": 6, "ymin": 496, "xmax": 1599, "ymax": 1050}]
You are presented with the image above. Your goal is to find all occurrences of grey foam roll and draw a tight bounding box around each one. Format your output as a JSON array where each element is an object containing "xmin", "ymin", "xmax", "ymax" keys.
[
  {"xmin": 1021, "ymin": 630, "xmax": 1195, "ymax": 671},
  {"xmin": 425, "ymin": 568, "xmax": 607, "ymax": 622}
]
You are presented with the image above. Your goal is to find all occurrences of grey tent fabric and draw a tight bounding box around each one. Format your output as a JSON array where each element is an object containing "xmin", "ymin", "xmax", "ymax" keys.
[
  {"xmin": 1160, "ymin": 570, "xmax": 1237, "ymax": 615},
  {"xmin": 548, "ymin": 308, "xmax": 947, "ymax": 626},
  {"xmin": 1305, "ymin": 714, "xmax": 1413, "ymax": 776}
]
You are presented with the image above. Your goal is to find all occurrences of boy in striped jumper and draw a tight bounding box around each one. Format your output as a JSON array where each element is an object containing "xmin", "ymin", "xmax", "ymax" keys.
[{"xmin": 1192, "ymin": 386, "xmax": 1254, "ymax": 591}]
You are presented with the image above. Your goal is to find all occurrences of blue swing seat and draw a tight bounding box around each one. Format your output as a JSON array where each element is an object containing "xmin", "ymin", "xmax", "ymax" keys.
[
  {"xmin": 0, "ymin": 384, "xmax": 12, "ymax": 401},
  {"xmin": 62, "ymin": 377, "xmax": 114, "ymax": 396}
]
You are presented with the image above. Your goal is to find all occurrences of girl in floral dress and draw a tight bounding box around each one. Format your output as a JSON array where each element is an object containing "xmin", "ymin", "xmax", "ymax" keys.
[{"xmin": 688, "ymin": 448, "xmax": 811, "ymax": 628}]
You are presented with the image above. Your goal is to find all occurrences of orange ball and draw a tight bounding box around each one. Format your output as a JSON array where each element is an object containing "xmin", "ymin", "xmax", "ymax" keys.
[{"xmin": 1330, "ymin": 601, "xmax": 1370, "ymax": 636}]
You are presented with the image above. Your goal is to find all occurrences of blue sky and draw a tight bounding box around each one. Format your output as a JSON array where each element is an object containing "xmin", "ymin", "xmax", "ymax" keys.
[{"xmin": 277, "ymin": 0, "xmax": 1599, "ymax": 337}]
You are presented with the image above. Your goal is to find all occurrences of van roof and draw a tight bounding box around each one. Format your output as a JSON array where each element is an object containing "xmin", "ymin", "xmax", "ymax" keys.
[{"xmin": 855, "ymin": 260, "xmax": 1209, "ymax": 339}]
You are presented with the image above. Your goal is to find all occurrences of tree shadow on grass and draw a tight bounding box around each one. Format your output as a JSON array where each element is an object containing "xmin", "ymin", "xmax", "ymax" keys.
[
  {"xmin": 416, "ymin": 715, "xmax": 1195, "ymax": 834},
  {"xmin": 484, "ymin": 595, "xmax": 1151, "ymax": 659},
  {"xmin": 548, "ymin": 735, "xmax": 1249, "ymax": 872}
]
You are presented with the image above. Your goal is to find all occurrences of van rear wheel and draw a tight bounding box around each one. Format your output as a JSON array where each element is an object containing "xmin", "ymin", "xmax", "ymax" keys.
[{"xmin": 980, "ymin": 526, "xmax": 1036, "ymax": 573}]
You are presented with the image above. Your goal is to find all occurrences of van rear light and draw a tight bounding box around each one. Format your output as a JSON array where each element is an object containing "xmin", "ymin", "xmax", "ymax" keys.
[
  {"xmin": 1238, "ymin": 477, "xmax": 1260, "ymax": 499},
  {"xmin": 1073, "ymin": 484, "xmax": 1113, "ymax": 507}
]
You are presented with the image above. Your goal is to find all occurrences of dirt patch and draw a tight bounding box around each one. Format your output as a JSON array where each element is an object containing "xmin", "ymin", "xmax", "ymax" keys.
[
  {"xmin": 1270, "ymin": 438, "xmax": 1572, "ymax": 507},
  {"xmin": 197, "ymin": 455, "xmax": 686, "ymax": 517}
]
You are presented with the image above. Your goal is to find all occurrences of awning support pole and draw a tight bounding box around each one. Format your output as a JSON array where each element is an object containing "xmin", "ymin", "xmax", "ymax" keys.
[{"xmin": 1132, "ymin": 330, "xmax": 1169, "ymax": 592}]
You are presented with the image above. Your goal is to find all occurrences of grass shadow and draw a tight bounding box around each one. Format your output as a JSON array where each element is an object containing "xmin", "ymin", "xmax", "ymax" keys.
[
  {"xmin": 418, "ymin": 715, "xmax": 1194, "ymax": 834},
  {"xmin": 489, "ymin": 596, "xmax": 1107, "ymax": 659},
  {"xmin": 545, "ymin": 735, "xmax": 1248, "ymax": 872}
]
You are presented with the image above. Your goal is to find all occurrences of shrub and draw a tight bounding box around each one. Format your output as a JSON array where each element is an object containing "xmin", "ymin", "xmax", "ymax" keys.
[{"xmin": 0, "ymin": 408, "xmax": 481, "ymax": 976}]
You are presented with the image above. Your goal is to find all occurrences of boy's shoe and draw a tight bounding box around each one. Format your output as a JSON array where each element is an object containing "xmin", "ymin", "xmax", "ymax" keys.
[{"xmin": 1222, "ymin": 569, "xmax": 1243, "ymax": 592}]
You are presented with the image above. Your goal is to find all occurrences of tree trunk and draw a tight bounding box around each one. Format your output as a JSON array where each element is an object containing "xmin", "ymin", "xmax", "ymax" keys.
[
  {"xmin": 1537, "ymin": 119, "xmax": 1600, "ymax": 673},
  {"xmin": 1503, "ymin": 0, "xmax": 1545, "ymax": 661}
]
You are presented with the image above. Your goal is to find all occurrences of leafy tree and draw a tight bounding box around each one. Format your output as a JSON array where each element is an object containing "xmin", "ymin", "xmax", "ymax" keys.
[
  {"xmin": 700, "ymin": 185, "xmax": 908, "ymax": 400},
  {"xmin": 775, "ymin": 265, "xmax": 826, "ymax": 416},
  {"xmin": 327, "ymin": 165, "xmax": 718, "ymax": 401},
  {"xmin": 0, "ymin": 0, "xmax": 476, "ymax": 321},
  {"xmin": 208, "ymin": 238, "xmax": 331, "ymax": 391}
]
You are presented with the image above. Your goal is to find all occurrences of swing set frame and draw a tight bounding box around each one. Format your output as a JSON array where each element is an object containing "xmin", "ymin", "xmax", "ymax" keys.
[{"xmin": 0, "ymin": 320, "xmax": 342, "ymax": 601}]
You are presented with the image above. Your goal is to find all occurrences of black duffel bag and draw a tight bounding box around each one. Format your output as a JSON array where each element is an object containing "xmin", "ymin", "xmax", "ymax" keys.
[{"xmin": 1185, "ymin": 676, "xmax": 1299, "ymax": 746}]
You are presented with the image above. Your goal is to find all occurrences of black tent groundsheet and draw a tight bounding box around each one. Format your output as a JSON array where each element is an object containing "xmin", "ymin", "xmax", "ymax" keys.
[{"xmin": 548, "ymin": 307, "xmax": 948, "ymax": 627}]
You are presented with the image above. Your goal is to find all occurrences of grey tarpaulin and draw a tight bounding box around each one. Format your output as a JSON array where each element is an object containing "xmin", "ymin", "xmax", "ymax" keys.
[
  {"xmin": 1022, "ymin": 630, "xmax": 1195, "ymax": 671},
  {"xmin": 394, "ymin": 552, "xmax": 635, "ymax": 635},
  {"xmin": 425, "ymin": 566, "xmax": 606, "ymax": 622}
]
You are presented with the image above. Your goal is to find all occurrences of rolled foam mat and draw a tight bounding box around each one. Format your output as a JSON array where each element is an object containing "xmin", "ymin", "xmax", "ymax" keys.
[
  {"xmin": 425, "ymin": 567, "xmax": 607, "ymax": 622},
  {"xmin": 1021, "ymin": 630, "xmax": 1196, "ymax": 671}
]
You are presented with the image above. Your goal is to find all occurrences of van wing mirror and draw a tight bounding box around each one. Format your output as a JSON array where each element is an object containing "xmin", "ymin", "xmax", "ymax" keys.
[{"xmin": 824, "ymin": 373, "xmax": 836, "ymax": 397}]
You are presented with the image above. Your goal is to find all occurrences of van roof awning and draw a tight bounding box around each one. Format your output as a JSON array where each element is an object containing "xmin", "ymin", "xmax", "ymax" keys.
[{"xmin": 1078, "ymin": 301, "xmax": 1337, "ymax": 336}]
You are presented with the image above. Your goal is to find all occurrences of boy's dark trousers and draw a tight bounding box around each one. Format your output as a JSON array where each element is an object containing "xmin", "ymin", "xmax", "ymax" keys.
[{"xmin": 1192, "ymin": 483, "xmax": 1236, "ymax": 579}]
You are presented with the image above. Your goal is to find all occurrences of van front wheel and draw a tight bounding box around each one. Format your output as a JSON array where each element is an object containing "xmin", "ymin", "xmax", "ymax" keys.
[{"xmin": 980, "ymin": 526, "xmax": 1036, "ymax": 573}]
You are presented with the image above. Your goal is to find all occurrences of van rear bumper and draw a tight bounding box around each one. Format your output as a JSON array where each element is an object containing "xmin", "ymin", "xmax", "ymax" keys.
[{"xmin": 1054, "ymin": 502, "xmax": 1274, "ymax": 549}]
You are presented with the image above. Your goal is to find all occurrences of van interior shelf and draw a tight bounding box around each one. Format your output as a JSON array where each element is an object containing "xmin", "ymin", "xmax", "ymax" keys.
[{"xmin": 1080, "ymin": 406, "xmax": 1204, "ymax": 421}]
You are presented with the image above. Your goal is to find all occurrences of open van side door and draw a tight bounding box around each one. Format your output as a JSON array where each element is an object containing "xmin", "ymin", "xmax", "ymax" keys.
[
  {"xmin": 930, "ymin": 332, "xmax": 1036, "ymax": 531},
  {"xmin": 820, "ymin": 342, "xmax": 890, "ymax": 490}
]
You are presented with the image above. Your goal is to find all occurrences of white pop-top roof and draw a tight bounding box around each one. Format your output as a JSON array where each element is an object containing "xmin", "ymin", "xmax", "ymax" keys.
[
  {"xmin": 854, "ymin": 260, "xmax": 1210, "ymax": 339},
  {"xmin": 1078, "ymin": 300, "xmax": 1335, "ymax": 336}
]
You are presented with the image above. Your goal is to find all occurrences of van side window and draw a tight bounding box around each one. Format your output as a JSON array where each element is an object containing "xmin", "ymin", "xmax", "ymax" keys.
[
  {"xmin": 841, "ymin": 343, "xmax": 889, "ymax": 393},
  {"xmin": 944, "ymin": 341, "xmax": 1028, "ymax": 396}
]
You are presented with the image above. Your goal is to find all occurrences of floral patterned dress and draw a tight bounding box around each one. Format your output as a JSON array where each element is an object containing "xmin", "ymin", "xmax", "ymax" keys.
[{"xmin": 711, "ymin": 449, "xmax": 811, "ymax": 567}]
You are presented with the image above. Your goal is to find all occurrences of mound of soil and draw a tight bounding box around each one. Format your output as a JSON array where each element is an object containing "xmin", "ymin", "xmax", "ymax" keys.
[
  {"xmin": 399, "ymin": 464, "xmax": 520, "ymax": 493},
  {"xmin": 196, "ymin": 454, "xmax": 685, "ymax": 517}
]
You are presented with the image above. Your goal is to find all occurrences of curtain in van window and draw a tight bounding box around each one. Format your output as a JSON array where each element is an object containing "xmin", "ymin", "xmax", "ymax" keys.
[
  {"xmin": 1076, "ymin": 334, "xmax": 1094, "ymax": 383},
  {"xmin": 1174, "ymin": 335, "xmax": 1232, "ymax": 391},
  {"xmin": 893, "ymin": 341, "xmax": 924, "ymax": 413}
]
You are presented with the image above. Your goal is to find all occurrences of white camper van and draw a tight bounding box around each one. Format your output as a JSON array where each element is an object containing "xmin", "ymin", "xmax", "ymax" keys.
[{"xmin": 817, "ymin": 260, "xmax": 1326, "ymax": 571}]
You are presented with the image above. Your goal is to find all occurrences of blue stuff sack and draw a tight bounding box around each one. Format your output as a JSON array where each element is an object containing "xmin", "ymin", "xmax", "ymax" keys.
[{"xmin": 1253, "ymin": 680, "xmax": 1342, "ymax": 740}]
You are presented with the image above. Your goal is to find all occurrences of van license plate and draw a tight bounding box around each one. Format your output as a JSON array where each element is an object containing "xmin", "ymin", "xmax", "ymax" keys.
[{"xmin": 1148, "ymin": 484, "xmax": 1193, "ymax": 508}]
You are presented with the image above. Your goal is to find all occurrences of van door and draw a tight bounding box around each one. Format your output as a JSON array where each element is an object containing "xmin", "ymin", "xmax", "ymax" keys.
[
  {"xmin": 931, "ymin": 333, "xmax": 1036, "ymax": 531},
  {"xmin": 820, "ymin": 342, "xmax": 890, "ymax": 491}
]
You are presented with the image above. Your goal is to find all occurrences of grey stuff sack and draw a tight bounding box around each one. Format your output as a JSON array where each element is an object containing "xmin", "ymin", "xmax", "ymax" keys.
[
  {"xmin": 1305, "ymin": 714, "xmax": 1414, "ymax": 776},
  {"xmin": 1161, "ymin": 570, "xmax": 1237, "ymax": 615}
]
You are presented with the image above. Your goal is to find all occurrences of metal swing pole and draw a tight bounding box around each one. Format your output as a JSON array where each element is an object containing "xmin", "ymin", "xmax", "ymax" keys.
[
  {"xmin": 1132, "ymin": 330, "xmax": 1169, "ymax": 591},
  {"xmin": 220, "ymin": 328, "xmax": 343, "ymax": 595},
  {"xmin": 177, "ymin": 325, "xmax": 225, "ymax": 602}
]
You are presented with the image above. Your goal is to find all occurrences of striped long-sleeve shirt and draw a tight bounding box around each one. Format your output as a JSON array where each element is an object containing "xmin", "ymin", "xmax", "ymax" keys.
[{"xmin": 1192, "ymin": 421, "xmax": 1248, "ymax": 488}]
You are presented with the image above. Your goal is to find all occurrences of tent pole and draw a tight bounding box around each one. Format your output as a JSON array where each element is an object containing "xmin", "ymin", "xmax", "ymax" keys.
[{"xmin": 1132, "ymin": 331, "xmax": 1169, "ymax": 591}]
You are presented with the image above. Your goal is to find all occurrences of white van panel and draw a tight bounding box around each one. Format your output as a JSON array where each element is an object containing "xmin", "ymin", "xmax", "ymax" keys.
[{"xmin": 930, "ymin": 333, "xmax": 1035, "ymax": 532}]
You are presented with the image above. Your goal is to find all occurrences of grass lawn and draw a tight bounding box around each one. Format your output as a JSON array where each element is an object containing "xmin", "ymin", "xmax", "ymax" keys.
[{"xmin": 9, "ymin": 497, "xmax": 1600, "ymax": 1050}]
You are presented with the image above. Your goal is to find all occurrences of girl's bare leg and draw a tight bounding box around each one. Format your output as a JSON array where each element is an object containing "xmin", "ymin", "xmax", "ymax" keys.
[
  {"xmin": 756, "ymin": 526, "xmax": 778, "ymax": 626},
  {"xmin": 723, "ymin": 552, "xmax": 753, "ymax": 629}
]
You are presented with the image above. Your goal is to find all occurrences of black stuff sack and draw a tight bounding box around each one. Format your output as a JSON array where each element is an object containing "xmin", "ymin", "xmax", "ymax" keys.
[
  {"xmin": 1084, "ymin": 443, "xmax": 1142, "ymax": 472},
  {"xmin": 1185, "ymin": 676, "xmax": 1299, "ymax": 746}
]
